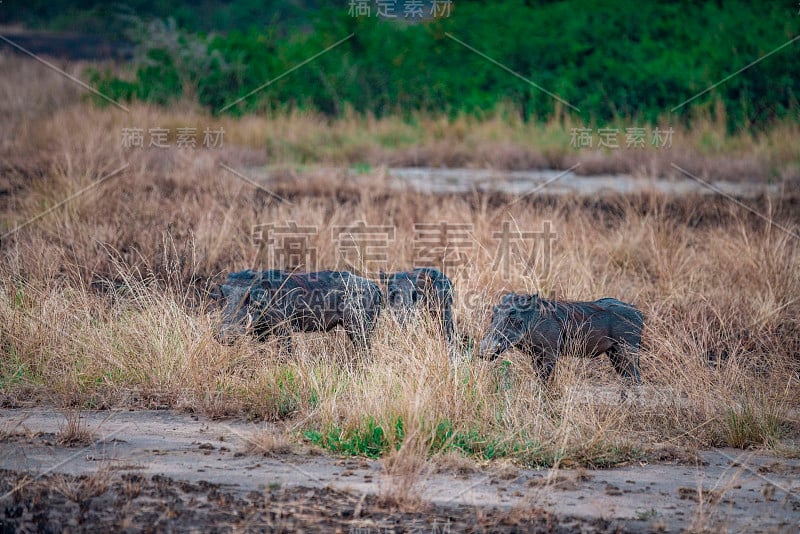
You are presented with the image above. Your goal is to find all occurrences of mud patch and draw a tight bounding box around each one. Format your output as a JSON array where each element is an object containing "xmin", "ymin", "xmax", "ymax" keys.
[{"xmin": 0, "ymin": 469, "xmax": 605, "ymax": 533}]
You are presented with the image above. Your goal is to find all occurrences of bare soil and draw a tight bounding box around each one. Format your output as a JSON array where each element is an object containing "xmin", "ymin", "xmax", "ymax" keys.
[
  {"xmin": 1, "ymin": 409, "xmax": 798, "ymax": 532},
  {"xmin": 255, "ymin": 166, "xmax": 783, "ymax": 196}
]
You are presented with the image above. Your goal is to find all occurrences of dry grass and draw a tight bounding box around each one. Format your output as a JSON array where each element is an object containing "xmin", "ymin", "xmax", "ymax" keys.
[
  {"xmin": 244, "ymin": 430, "xmax": 293, "ymax": 456},
  {"xmin": 56, "ymin": 410, "xmax": 96, "ymax": 447},
  {"xmin": 379, "ymin": 430, "xmax": 430, "ymax": 511},
  {"xmin": 433, "ymin": 450, "xmax": 480, "ymax": 476},
  {"xmin": 1, "ymin": 53, "xmax": 799, "ymax": 467},
  {"xmin": 0, "ymin": 413, "xmax": 35, "ymax": 442},
  {"xmin": 2, "ymin": 52, "xmax": 798, "ymax": 183},
  {"xmin": 51, "ymin": 467, "xmax": 111, "ymax": 505}
]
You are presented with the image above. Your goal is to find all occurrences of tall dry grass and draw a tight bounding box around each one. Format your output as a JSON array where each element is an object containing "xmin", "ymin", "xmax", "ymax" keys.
[
  {"xmin": 0, "ymin": 52, "xmax": 799, "ymax": 466},
  {"xmin": 2, "ymin": 51, "xmax": 799, "ymax": 183}
]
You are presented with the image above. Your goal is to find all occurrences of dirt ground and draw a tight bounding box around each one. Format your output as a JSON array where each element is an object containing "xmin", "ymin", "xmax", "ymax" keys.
[{"xmin": 0, "ymin": 409, "xmax": 798, "ymax": 533}]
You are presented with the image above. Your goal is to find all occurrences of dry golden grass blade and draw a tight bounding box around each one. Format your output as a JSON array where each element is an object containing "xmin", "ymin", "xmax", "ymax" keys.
[{"xmin": 56, "ymin": 410, "xmax": 96, "ymax": 448}]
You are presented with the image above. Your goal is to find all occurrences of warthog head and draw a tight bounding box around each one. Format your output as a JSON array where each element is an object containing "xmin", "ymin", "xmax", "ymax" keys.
[
  {"xmin": 478, "ymin": 292, "xmax": 540, "ymax": 360},
  {"xmin": 382, "ymin": 270, "xmax": 434, "ymax": 326},
  {"xmin": 215, "ymin": 282, "xmax": 266, "ymax": 344}
]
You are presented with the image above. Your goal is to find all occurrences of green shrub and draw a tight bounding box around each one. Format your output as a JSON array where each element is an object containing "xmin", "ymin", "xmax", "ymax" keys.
[{"xmin": 82, "ymin": 1, "xmax": 798, "ymax": 130}]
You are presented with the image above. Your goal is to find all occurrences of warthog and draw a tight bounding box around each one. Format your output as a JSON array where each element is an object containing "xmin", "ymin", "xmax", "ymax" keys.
[
  {"xmin": 479, "ymin": 293, "xmax": 643, "ymax": 385},
  {"xmin": 381, "ymin": 267, "xmax": 455, "ymax": 344},
  {"xmin": 216, "ymin": 269, "xmax": 382, "ymax": 353}
]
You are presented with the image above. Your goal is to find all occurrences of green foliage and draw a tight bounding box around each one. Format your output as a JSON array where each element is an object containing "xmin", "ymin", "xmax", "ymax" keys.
[
  {"xmin": 240, "ymin": 367, "xmax": 308, "ymax": 420},
  {"xmin": 304, "ymin": 417, "xmax": 399, "ymax": 457},
  {"xmin": 351, "ymin": 162, "xmax": 372, "ymax": 174},
  {"xmin": 273, "ymin": 368, "xmax": 302, "ymax": 419},
  {"xmin": 724, "ymin": 398, "xmax": 785, "ymax": 448},
  {"xmin": 304, "ymin": 416, "xmax": 640, "ymax": 467},
  {"xmin": 430, "ymin": 419, "xmax": 518, "ymax": 460},
  {"xmin": 0, "ymin": 354, "xmax": 29, "ymax": 389},
  {"xmin": 1, "ymin": 0, "xmax": 319, "ymax": 36},
  {"xmin": 635, "ymin": 508, "xmax": 659, "ymax": 521},
  {"xmin": 81, "ymin": 1, "xmax": 799, "ymax": 129}
]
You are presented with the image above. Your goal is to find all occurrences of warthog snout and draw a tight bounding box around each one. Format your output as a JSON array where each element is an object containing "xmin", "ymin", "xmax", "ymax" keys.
[
  {"xmin": 388, "ymin": 291, "xmax": 413, "ymax": 326},
  {"xmin": 477, "ymin": 336, "xmax": 502, "ymax": 360},
  {"xmin": 215, "ymin": 315, "xmax": 251, "ymax": 345},
  {"xmin": 382, "ymin": 268, "xmax": 455, "ymax": 345}
]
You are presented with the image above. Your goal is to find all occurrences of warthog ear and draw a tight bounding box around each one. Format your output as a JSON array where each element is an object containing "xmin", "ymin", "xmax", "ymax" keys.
[{"xmin": 379, "ymin": 271, "xmax": 389, "ymax": 284}]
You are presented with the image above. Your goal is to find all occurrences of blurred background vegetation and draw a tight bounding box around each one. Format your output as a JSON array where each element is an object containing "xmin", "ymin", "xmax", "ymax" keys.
[{"xmin": 3, "ymin": 0, "xmax": 798, "ymax": 130}]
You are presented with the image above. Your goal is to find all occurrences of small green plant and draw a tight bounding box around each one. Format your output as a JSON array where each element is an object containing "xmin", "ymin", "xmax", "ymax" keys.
[
  {"xmin": 724, "ymin": 398, "xmax": 784, "ymax": 448},
  {"xmin": 305, "ymin": 417, "xmax": 400, "ymax": 458},
  {"xmin": 274, "ymin": 369, "xmax": 301, "ymax": 419},
  {"xmin": 352, "ymin": 162, "xmax": 372, "ymax": 174},
  {"xmin": 304, "ymin": 416, "xmax": 641, "ymax": 467},
  {"xmin": 498, "ymin": 360, "xmax": 513, "ymax": 392},
  {"xmin": 428, "ymin": 421, "xmax": 500, "ymax": 459},
  {"xmin": 0, "ymin": 344, "xmax": 30, "ymax": 389},
  {"xmin": 635, "ymin": 508, "xmax": 659, "ymax": 521},
  {"xmin": 0, "ymin": 363, "xmax": 27, "ymax": 389}
]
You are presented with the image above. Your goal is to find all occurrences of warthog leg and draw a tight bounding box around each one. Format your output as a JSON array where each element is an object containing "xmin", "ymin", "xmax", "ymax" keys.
[
  {"xmin": 345, "ymin": 327, "xmax": 370, "ymax": 351},
  {"xmin": 268, "ymin": 325, "xmax": 292, "ymax": 355},
  {"xmin": 606, "ymin": 345, "xmax": 641, "ymax": 383},
  {"xmin": 534, "ymin": 352, "xmax": 558, "ymax": 383},
  {"xmin": 607, "ymin": 345, "xmax": 641, "ymax": 401}
]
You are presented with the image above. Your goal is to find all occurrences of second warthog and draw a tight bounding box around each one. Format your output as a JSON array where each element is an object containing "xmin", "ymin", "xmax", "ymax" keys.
[
  {"xmin": 381, "ymin": 267, "xmax": 455, "ymax": 345},
  {"xmin": 479, "ymin": 293, "xmax": 643, "ymax": 385},
  {"xmin": 216, "ymin": 269, "xmax": 383, "ymax": 353}
]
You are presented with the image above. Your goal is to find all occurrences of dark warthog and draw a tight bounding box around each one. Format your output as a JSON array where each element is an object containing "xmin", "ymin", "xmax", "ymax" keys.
[
  {"xmin": 381, "ymin": 267, "xmax": 455, "ymax": 345},
  {"xmin": 216, "ymin": 269, "xmax": 382, "ymax": 353},
  {"xmin": 479, "ymin": 293, "xmax": 643, "ymax": 385}
]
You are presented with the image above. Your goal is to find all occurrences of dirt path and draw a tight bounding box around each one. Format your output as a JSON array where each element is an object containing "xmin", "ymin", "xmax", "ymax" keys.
[
  {"xmin": 250, "ymin": 166, "xmax": 782, "ymax": 197},
  {"xmin": 1, "ymin": 409, "xmax": 798, "ymax": 532}
]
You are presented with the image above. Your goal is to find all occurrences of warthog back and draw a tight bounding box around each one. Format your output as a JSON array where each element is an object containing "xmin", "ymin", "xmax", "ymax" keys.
[{"xmin": 217, "ymin": 269, "xmax": 382, "ymax": 353}]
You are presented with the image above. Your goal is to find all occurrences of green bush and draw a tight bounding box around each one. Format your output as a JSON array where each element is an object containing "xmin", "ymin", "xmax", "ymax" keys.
[{"xmin": 84, "ymin": 1, "xmax": 798, "ymax": 129}]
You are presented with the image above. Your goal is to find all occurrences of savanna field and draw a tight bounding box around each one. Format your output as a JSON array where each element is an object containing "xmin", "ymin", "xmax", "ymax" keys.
[
  {"xmin": 1, "ymin": 48, "xmax": 799, "ymax": 479},
  {"xmin": 3, "ymin": 2, "xmax": 800, "ymax": 530}
]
